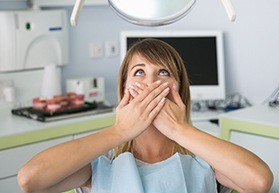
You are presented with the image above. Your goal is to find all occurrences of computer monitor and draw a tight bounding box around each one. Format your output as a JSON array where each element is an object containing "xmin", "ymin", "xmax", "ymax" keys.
[{"xmin": 120, "ymin": 30, "xmax": 226, "ymax": 100}]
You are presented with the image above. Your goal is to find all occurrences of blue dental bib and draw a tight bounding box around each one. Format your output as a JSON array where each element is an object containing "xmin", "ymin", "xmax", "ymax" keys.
[{"xmin": 91, "ymin": 152, "xmax": 217, "ymax": 193}]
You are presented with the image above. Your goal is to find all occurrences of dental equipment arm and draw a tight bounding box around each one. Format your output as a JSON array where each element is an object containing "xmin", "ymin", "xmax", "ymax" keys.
[
  {"xmin": 221, "ymin": 0, "xmax": 236, "ymax": 22},
  {"xmin": 70, "ymin": 0, "xmax": 237, "ymax": 26},
  {"xmin": 71, "ymin": 0, "xmax": 85, "ymax": 26}
]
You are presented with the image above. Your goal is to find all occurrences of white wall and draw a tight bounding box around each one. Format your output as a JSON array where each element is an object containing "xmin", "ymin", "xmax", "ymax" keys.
[
  {"xmin": 61, "ymin": 0, "xmax": 279, "ymax": 105},
  {"xmin": 1, "ymin": 0, "xmax": 279, "ymax": 106}
]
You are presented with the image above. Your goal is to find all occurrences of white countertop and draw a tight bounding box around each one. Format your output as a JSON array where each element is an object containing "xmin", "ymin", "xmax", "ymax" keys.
[
  {"xmin": 0, "ymin": 108, "xmax": 116, "ymax": 138},
  {"xmin": 0, "ymin": 107, "xmax": 222, "ymax": 138},
  {"xmin": 3, "ymin": 105, "xmax": 276, "ymax": 139},
  {"xmin": 0, "ymin": 106, "xmax": 223, "ymax": 150},
  {"xmin": 219, "ymin": 105, "xmax": 279, "ymax": 127}
]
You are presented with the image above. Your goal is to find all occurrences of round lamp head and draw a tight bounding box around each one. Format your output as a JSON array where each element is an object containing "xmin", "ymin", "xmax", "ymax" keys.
[
  {"xmin": 70, "ymin": 0, "xmax": 236, "ymax": 27},
  {"xmin": 108, "ymin": 0, "xmax": 196, "ymax": 26}
]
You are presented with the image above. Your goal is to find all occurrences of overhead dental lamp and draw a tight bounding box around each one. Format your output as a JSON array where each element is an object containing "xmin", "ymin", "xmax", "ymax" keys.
[{"xmin": 70, "ymin": 0, "xmax": 236, "ymax": 26}]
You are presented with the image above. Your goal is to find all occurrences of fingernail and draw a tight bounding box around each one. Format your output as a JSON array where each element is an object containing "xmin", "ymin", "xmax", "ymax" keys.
[
  {"xmin": 164, "ymin": 87, "xmax": 170, "ymax": 93},
  {"xmin": 135, "ymin": 82, "xmax": 141, "ymax": 87},
  {"xmin": 156, "ymin": 80, "xmax": 162, "ymax": 84},
  {"xmin": 173, "ymin": 85, "xmax": 178, "ymax": 91},
  {"xmin": 162, "ymin": 82, "xmax": 169, "ymax": 87},
  {"xmin": 129, "ymin": 88, "xmax": 136, "ymax": 95},
  {"xmin": 124, "ymin": 89, "xmax": 128, "ymax": 94}
]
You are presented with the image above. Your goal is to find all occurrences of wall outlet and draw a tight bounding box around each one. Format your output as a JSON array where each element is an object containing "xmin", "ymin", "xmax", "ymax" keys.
[
  {"xmin": 105, "ymin": 41, "xmax": 118, "ymax": 57},
  {"xmin": 89, "ymin": 43, "xmax": 103, "ymax": 58}
]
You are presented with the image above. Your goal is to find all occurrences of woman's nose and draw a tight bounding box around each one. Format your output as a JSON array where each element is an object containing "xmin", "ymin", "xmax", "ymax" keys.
[{"xmin": 144, "ymin": 76, "xmax": 160, "ymax": 85}]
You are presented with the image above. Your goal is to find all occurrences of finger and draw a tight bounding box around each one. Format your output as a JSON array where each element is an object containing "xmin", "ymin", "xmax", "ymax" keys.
[
  {"xmin": 144, "ymin": 87, "xmax": 170, "ymax": 114},
  {"xmin": 129, "ymin": 88, "xmax": 138, "ymax": 98},
  {"xmin": 129, "ymin": 95, "xmax": 134, "ymax": 103},
  {"xmin": 129, "ymin": 82, "xmax": 148, "ymax": 102},
  {"xmin": 171, "ymin": 85, "xmax": 185, "ymax": 108},
  {"xmin": 118, "ymin": 89, "xmax": 131, "ymax": 109},
  {"xmin": 130, "ymin": 85, "xmax": 141, "ymax": 95},
  {"xmin": 127, "ymin": 85, "xmax": 136, "ymax": 102},
  {"xmin": 148, "ymin": 97, "xmax": 166, "ymax": 119},
  {"xmin": 132, "ymin": 82, "xmax": 147, "ymax": 95},
  {"xmin": 134, "ymin": 82, "xmax": 146, "ymax": 90},
  {"xmin": 141, "ymin": 82, "xmax": 170, "ymax": 109},
  {"xmin": 134, "ymin": 80, "xmax": 163, "ymax": 102}
]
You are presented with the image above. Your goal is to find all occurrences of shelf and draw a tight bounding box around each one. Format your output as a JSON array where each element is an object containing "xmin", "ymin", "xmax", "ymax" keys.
[{"xmin": 31, "ymin": 0, "xmax": 108, "ymax": 7}]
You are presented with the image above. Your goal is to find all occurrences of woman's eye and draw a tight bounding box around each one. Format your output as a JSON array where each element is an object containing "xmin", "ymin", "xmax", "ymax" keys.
[
  {"xmin": 159, "ymin": 69, "xmax": 170, "ymax": 76},
  {"xmin": 133, "ymin": 69, "xmax": 170, "ymax": 76},
  {"xmin": 134, "ymin": 69, "xmax": 145, "ymax": 76}
]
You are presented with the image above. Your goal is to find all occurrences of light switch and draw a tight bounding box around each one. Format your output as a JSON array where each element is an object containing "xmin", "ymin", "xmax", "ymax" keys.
[
  {"xmin": 105, "ymin": 41, "xmax": 118, "ymax": 57},
  {"xmin": 89, "ymin": 43, "xmax": 103, "ymax": 58}
]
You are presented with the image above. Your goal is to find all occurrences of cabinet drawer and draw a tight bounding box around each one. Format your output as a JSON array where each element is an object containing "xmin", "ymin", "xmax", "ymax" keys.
[
  {"xmin": 231, "ymin": 131, "xmax": 279, "ymax": 192},
  {"xmin": 0, "ymin": 176, "xmax": 21, "ymax": 193},
  {"xmin": 0, "ymin": 136, "xmax": 72, "ymax": 179}
]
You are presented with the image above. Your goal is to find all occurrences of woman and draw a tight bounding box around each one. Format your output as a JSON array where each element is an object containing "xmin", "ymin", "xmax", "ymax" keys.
[{"xmin": 18, "ymin": 39, "xmax": 273, "ymax": 193}]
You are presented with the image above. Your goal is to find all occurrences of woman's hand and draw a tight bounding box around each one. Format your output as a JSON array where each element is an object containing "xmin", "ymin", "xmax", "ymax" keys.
[
  {"xmin": 114, "ymin": 80, "xmax": 170, "ymax": 141},
  {"xmin": 129, "ymin": 82, "xmax": 188, "ymax": 140},
  {"xmin": 153, "ymin": 94, "xmax": 188, "ymax": 140}
]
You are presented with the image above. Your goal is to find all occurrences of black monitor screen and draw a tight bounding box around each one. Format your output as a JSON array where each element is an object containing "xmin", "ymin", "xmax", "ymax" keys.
[{"xmin": 127, "ymin": 37, "xmax": 219, "ymax": 86}]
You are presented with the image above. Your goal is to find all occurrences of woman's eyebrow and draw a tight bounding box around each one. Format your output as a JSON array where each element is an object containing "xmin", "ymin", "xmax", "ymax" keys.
[{"xmin": 130, "ymin": 63, "xmax": 145, "ymax": 71}]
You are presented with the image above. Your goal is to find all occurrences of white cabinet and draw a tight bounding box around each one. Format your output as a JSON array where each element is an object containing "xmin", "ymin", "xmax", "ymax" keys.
[
  {"xmin": 0, "ymin": 0, "xmax": 25, "ymax": 1},
  {"xmin": 0, "ymin": 129, "xmax": 103, "ymax": 191},
  {"xmin": 231, "ymin": 131, "xmax": 279, "ymax": 193},
  {"xmin": 0, "ymin": 10, "xmax": 69, "ymax": 72},
  {"xmin": 0, "ymin": 136, "xmax": 72, "ymax": 191},
  {"xmin": 0, "ymin": 176, "xmax": 22, "ymax": 193},
  {"xmin": 220, "ymin": 105, "xmax": 279, "ymax": 193},
  {"xmin": 31, "ymin": 0, "xmax": 108, "ymax": 7},
  {"xmin": 0, "ymin": 136, "xmax": 72, "ymax": 179}
]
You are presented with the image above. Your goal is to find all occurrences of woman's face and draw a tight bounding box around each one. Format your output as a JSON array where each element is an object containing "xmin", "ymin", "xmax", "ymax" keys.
[{"xmin": 125, "ymin": 54, "xmax": 178, "ymax": 100}]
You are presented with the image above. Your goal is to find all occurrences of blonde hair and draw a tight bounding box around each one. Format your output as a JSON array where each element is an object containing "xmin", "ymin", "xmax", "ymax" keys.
[{"xmin": 114, "ymin": 39, "xmax": 193, "ymax": 158}]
